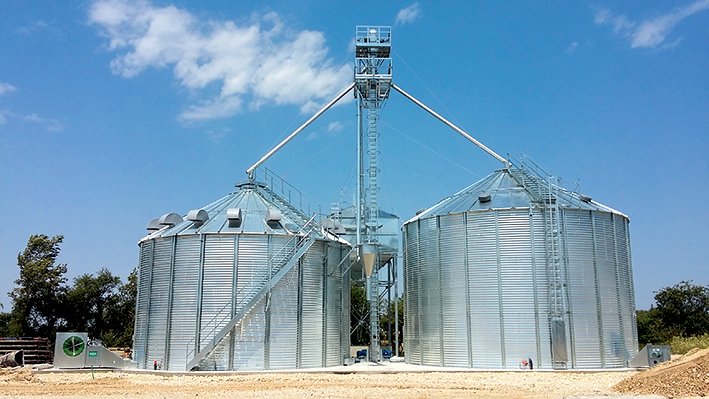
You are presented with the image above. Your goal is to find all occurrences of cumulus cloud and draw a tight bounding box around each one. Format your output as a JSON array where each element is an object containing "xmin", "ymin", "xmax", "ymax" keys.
[
  {"xmin": 0, "ymin": 83, "xmax": 17, "ymax": 96},
  {"xmin": 395, "ymin": 3, "xmax": 421, "ymax": 26},
  {"xmin": 88, "ymin": 0, "xmax": 351, "ymax": 121},
  {"xmin": 594, "ymin": 0, "xmax": 709, "ymax": 48}
]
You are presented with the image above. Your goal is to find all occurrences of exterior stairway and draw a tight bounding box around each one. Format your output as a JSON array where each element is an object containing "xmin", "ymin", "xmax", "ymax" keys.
[{"xmin": 185, "ymin": 218, "xmax": 318, "ymax": 371}]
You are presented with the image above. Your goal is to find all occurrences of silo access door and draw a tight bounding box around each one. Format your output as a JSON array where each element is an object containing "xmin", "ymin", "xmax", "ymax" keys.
[{"xmin": 551, "ymin": 317, "xmax": 568, "ymax": 368}]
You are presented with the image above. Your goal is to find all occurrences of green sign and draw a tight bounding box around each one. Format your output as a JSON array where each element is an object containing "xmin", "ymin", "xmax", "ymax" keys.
[{"xmin": 88, "ymin": 351, "xmax": 98, "ymax": 358}]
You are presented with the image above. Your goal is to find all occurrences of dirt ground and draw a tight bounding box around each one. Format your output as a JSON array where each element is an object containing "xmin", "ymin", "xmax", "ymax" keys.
[
  {"xmin": 0, "ymin": 351, "xmax": 706, "ymax": 399},
  {"xmin": 614, "ymin": 348, "xmax": 709, "ymax": 398}
]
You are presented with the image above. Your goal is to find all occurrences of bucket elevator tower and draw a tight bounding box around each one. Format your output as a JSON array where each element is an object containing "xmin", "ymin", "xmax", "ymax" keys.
[
  {"xmin": 245, "ymin": 25, "xmax": 509, "ymax": 365},
  {"xmin": 354, "ymin": 26, "xmax": 392, "ymax": 362}
]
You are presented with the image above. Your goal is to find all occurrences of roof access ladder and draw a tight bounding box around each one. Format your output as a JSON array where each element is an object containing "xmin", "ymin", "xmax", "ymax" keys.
[{"xmin": 508, "ymin": 161, "xmax": 568, "ymax": 369}]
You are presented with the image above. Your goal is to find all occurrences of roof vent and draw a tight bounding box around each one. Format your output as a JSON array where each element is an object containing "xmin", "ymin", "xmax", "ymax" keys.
[
  {"xmin": 158, "ymin": 213, "xmax": 183, "ymax": 227},
  {"xmin": 322, "ymin": 218, "xmax": 346, "ymax": 235},
  {"xmin": 147, "ymin": 218, "xmax": 161, "ymax": 232},
  {"xmin": 266, "ymin": 209, "xmax": 282, "ymax": 222},
  {"xmin": 227, "ymin": 208, "xmax": 242, "ymax": 228},
  {"xmin": 579, "ymin": 194, "xmax": 592, "ymax": 203},
  {"xmin": 332, "ymin": 222, "xmax": 346, "ymax": 235},
  {"xmin": 186, "ymin": 209, "xmax": 209, "ymax": 227},
  {"xmin": 478, "ymin": 193, "xmax": 492, "ymax": 203},
  {"xmin": 266, "ymin": 209, "xmax": 283, "ymax": 230}
]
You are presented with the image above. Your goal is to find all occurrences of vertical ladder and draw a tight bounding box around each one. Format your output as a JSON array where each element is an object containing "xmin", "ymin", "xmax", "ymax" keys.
[
  {"xmin": 367, "ymin": 109, "xmax": 380, "ymax": 240},
  {"xmin": 509, "ymin": 164, "xmax": 567, "ymax": 368}
]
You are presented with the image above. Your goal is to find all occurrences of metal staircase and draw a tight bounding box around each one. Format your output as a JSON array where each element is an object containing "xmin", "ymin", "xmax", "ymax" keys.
[
  {"xmin": 184, "ymin": 217, "xmax": 319, "ymax": 371},
  {"xmin": 508, "ymin": 161, "xmax": 568, "ymax": 368}
]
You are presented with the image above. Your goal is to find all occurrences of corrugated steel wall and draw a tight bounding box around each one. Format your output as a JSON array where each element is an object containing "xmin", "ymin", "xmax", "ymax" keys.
[
  {"xmin": 299, "ymin": 243, "xmax": 325, "ymax": 367},
  {"xmin": 268, "ymin": 259, "xmax": 299, "ymax": 370},
  {"xmin": 146, "ymin": 238, "xmax": 172, "ymax": 367},
  {"xmin": 134, "ymin": 234, "xmax": 349, "ymax": 371},
  {"xmin": 403, "ymin": 223, "xmax": 421, "ymax": 364},
  {"xmin": 439, "ymin": 215, "xmax": 468, "ymax": 367},
  {"xmin": 166, "ymin": 235, "xmax": 200, "ymax": 370},
  {"xmin": 199, "ymin": 235, "xmax": 235, "ymax": 356},
  {"xmin": 134, "ymin": 240, "xmax": 153, "ymax": 368},
  {"xmin": 467, "ymin": 212, "xmax": 503, "ymax": 368},
  {"xmin": 403, "ymin": 207, "xmax": 637, "ymax": 369},
  {"xmin": 325, "ymin": 244, "xmax": 344, "ymax": 366}
]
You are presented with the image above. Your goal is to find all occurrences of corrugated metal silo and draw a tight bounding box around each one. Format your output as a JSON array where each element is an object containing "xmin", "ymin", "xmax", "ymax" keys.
[
  {"xmin": 403, "ymin": 165, "xmax": 637, "ymax": 369},
  {"xmin": 134, "ymin": 179, "xmax": 351, "ymax": 371}
]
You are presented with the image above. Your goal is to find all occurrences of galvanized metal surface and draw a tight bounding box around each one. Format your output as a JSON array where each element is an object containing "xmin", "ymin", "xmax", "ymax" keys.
[
  {"xmin": 403, "ymin": 168, "xmax": 638, "ymax": 369},
  {"xmin": 135, "ymin": 184, "xmax": 350, "ymax": 371}
]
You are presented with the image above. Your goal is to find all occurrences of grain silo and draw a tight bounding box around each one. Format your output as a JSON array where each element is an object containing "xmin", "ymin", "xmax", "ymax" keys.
[
  {"xmin": 403, "ymin": 163, "xmax": 637, "ymax": 369},
  {"xmin": 134, "ymin": 176, "xmax": 351, "ymax": 371}
]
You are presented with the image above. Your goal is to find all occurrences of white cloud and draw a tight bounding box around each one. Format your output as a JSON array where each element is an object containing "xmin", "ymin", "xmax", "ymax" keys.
[
  {"xmin": 0, "ymin": 110, "xmax": 63, "ymax": 132},
  {"xmin": 205, "ymin": 127, "xmax": 231, "ymax": 143},
  {"xmin": 88, "ymin": 0, "xmax": 351, "ymax": 121},
  {"xmin": 15, "ymin": 20, "xmax": 50, "ymax": 36},
  {"xmin": 594, "ymin": 0, "xmax": 709, "ymax": 49},
  {"xmin": 395, "ymin": 3, "xmax": 421, "ymax": 26},
  {"xmin": 305, "ymin": 131, "xmax": 318, "ymax": 141},
  {"xmin": 179, "ymin": 96, "xmax": 242, "ymax": 122},
  {"xmin": 594, "ymin": 8, "xmax": 635, "ymax": 34},
  {"xmin": 0, "ymin": 83, "xmax": 17, "ymax": 96},
  {"xmin": 327, "ymin": 121, "xmax": 344, "ymax": 134},
  {"xmin": 565, "ymin": 41, "xmax": 579, "ymax": 53}
]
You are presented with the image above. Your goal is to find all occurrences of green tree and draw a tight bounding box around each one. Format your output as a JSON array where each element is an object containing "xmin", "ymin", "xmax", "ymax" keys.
[
  {"xmin": 0, "ymin": 311, "xmax": 10, "ymax": 336},
  {"xmin": 350, "ymin": 283, "xmax": 370, "ymax": 345},
  {"xmin": 379, "ymin": 296, "xmax": 404, "ymax": 353},
  {"xmin": 654, "ymin": 280, "xmax": 709, "ymax": 337},
  {"xmin": 8, "ymin": 234, "xmax": 68, "ymax": 338},
  {"xmin": 636, "ymin": 307, "xmax": 668, "ymax": 345},
  {"xmin": 101, "ymin": 268, "xmax": 137, "ymax": 347},
  {"xmin": 64, "ymin": 268, "xmax": 120, "ymax": 339}
]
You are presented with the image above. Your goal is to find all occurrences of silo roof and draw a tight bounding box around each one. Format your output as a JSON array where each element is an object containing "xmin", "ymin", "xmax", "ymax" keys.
[
  {"xmin": 140, "ymin": 181, "xmax": 340, "ymax": 242},
  {"xmin": 406, "ymin": 168, "xmax": 627, "ymax": 224}
]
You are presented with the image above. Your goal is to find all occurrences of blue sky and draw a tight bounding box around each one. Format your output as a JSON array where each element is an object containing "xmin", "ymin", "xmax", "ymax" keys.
[{"xmin": 0, "ymin": 1, "xmax": 707, "ymax": 311}]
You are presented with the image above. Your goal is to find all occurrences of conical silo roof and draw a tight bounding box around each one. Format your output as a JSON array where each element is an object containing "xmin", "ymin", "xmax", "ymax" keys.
[
  {"xmin": 141, "ymin": 180, "xmax": 322, "ymax": 241},
  {"xmin": 406, "ymin": 168, "xmax": 627, "ymax": 224}
]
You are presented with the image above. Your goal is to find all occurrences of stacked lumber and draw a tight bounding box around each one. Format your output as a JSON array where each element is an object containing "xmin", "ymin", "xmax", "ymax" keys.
[{"xmin": 0, "ymin": 337, "xmax": 52, "ymax": 365}]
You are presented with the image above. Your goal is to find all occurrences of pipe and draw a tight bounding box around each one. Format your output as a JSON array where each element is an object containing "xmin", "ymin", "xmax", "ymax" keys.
[
  {"xmin": 0, "ymin": 350, "xmax": 24, "ymax": 368},
  {"xmin": 356, "ymin": 96, "xmax": 363, "ymax": 247},
  {"xmin": 394, "ymin": 256, "xmax": 399, "ymax": 357},
  {"xmin": 246, "ymin": 83, "xmax": 356, "ymax": 178},
  {"xmin": 391, "ymin": 83, "xmax": 510, "ymax": 167}
]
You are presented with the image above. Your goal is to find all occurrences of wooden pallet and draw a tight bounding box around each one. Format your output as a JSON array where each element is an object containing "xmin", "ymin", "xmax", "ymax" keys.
[{"xmin": 0, "ymin": 337, "xmax": 53, "ymax": 365}]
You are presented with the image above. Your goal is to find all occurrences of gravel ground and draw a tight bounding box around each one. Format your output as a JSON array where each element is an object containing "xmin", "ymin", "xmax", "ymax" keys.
[
  {"xmin": 0, "ymin": 352, "xmax": 705, "ymax": 399},
  {"xmin": 0, "ymin": 366, "xmax": 638, "ymax": 399},
  {"xmin": 614, "ymin": 348, "xmax": 709, "ymax": 398}
]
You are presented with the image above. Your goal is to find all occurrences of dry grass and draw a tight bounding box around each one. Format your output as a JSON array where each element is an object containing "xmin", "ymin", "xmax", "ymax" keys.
[{"xmin": 670, "ymin": 333, "xmax": 709, "ymax": 355}]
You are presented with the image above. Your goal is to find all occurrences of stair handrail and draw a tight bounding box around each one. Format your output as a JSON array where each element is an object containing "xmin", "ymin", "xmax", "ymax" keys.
[
  {"xmin": 184, "ymin": 214, "xmax": 320, "ymax": 365},
  {"xmin": 251, "ymin": 167, "xmax": 315, "ymax": 222}
]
